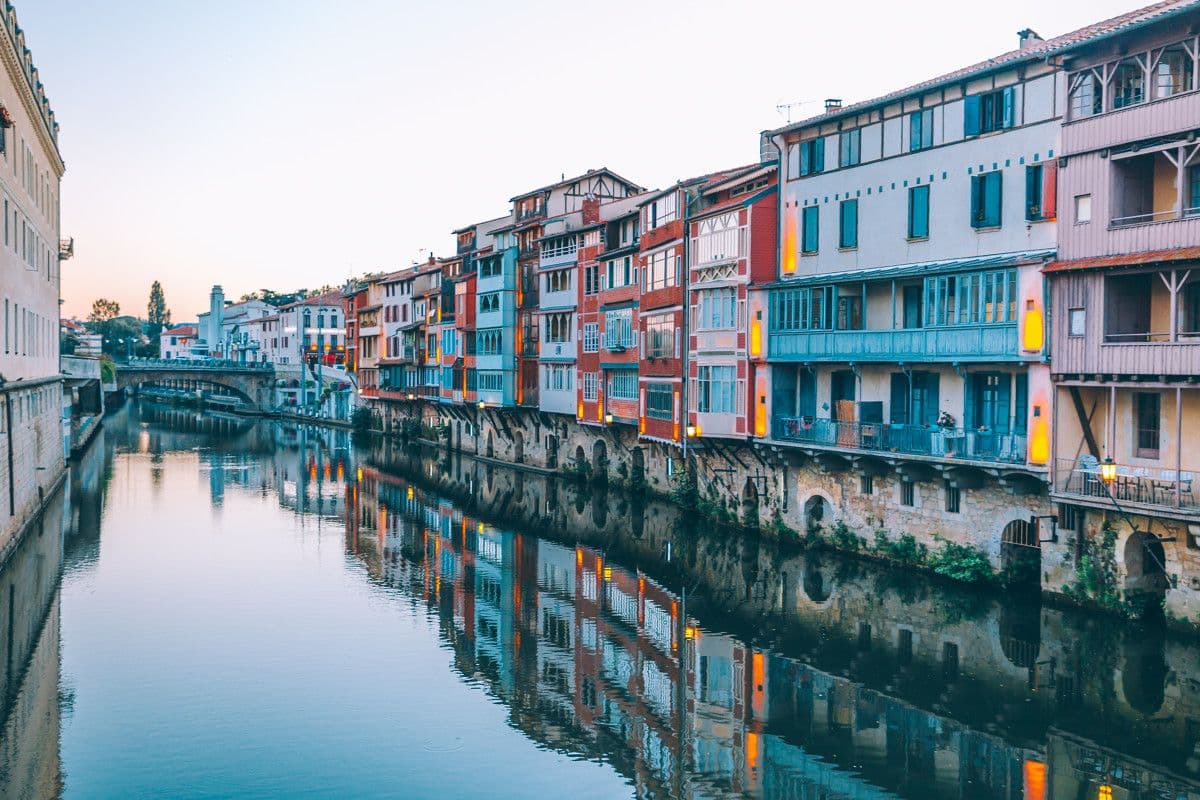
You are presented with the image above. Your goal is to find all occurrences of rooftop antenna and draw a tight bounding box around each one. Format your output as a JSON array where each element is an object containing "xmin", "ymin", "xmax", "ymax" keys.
[{"xmin": 776, "ymin": 99, "xmax": 820, "ymax": 123}]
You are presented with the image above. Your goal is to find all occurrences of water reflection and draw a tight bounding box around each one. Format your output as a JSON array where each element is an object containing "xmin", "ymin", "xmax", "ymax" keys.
[{"xmin": 1, "ymin": 400, "xmax": 1198, "ymax": 799}]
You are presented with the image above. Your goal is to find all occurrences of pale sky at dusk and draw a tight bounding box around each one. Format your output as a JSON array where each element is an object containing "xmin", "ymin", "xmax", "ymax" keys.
[{"xmin": 24, "ymin": 0, "xmax": 1140, "ymax": 322}]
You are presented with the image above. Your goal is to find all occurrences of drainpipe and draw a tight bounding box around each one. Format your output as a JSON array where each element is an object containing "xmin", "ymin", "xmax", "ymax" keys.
[
  {"xmin": 4, "ymin": 387, "xmax": 13, "ymax": 516},
  {"xmin": 682, "ymin": 189, "xmax": 691, "ymax": 462}
]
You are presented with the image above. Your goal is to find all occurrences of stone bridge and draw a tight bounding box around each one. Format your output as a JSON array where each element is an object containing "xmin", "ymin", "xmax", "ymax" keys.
[{"xmin": 114, "ymin": 359, "xmax": 276, "ymax": 411}]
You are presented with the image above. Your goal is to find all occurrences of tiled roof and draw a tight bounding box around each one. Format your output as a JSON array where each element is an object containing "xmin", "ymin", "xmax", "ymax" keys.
[
  {"xmin": 164, "ymin": 325, "xmax": 198, "ymax": 336},
  {"xmin": 509, "ymin": 168, "xmax": 645, "ymax": 202},
  {"xmin": 637, "ymin": 164, "xmax": 760, "ymax": 206},
  {"xmin": 1044, "ymin": 246, "xmax": 1200, "ymax": 273},
  {"xmin": 280, "ymin": 290, "xmax": 346, "ymax": 309},
  {"xmin": 771, "ymin": 0, "xmax": 1200, "ymax": 136}
]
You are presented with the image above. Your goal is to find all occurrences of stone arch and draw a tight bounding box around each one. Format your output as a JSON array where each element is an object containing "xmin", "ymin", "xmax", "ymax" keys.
[
  {"xmin": 592, "ymin": 439, "xmax": 608, "ymax": 482},
  {"xmin": 803, "ymin": 494, "xmax": 830, "ymax": 533},
  {"xmin": 574, "ymin": 445, "xmax": 587, "ymax": 473},
  {"xmin": 802, "ymin": 556, "xmax": 833, "ymax": 603},
  {"xmin": 998, "ymin": 604, "xmax": 1040, "ymax": 669},
  {"xmin": 133, "ymin": 377, "xmax": 255, "ymax": 406},
  {"xmin": 1122, "ymin": 632, "xmax": 1168, "ymax": 715},
  {"xmin": 1123, "ymin": 531, "xmax": 1168, "ymax": 610},
  {"xmin": 486, "ymin": 430, "xmax": 495, "ymax": 459},
  {"xmin": 631, "ymin": 447, "xmax": 645, "ymax": 484},
  {"xmin": 514, "ymin": 430, "xmax": 525, "ymax": 464},
  {"xmin": 741, "ymin": 478, "xmax": 759, "ymax": 527},
  {"xmin": 1001, "ymin": 519, "xmax": 1040, "ymax": 588}
]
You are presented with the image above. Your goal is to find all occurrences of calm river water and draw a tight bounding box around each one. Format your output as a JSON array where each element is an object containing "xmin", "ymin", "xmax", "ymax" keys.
[{"xmin": 1, "ymin": 400, "xmax": 1198, "ymax": 799}]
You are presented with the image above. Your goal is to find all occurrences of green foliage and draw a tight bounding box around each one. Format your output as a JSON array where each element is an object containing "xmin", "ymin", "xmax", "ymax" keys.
[
  {"xmin": 669, "ymin": 463, "xmax": 698, "ymax": 509},
  {"xmin": 146, "ymin": 281, "xmax": 171, "ymax": 344},
  {"xmin": 827, "ymin": 520, "xmax": 864, "ymax": 552},
  {"xmin": 399, "ymin": 417, "xmax": 421, "ymax": 440},
  {"xmin": 88, "ymin": 298, "xmax": 120, "ymax": 323},
  {"xmin": 767, "ymin": 510, "xmax": 799, "ymax": 544},
  {"xmin": 350, "ymin": 405, "xmax": 376, "ymax": 433},
  {"xmin": 872, "ymin": 531, "xmax": 928, "ymax": 565},
  {"xmin": 1065, "ymin": 522, "xmax": 1133, "ymax": 615},
  {"xmin": 928, "ymin": 540, "xmax": 994, "ymax": 584},
  {"xmin": 99, "ymin": 355, "xmax": 116, "ymax": 384}
]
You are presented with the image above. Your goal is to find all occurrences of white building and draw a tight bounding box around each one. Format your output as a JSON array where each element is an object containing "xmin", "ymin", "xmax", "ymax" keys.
[
  {"xmin": 159, "ymin": 324, "xmax": 200, "ymax": 360},
  {"xmin": 195, "ymin": 285, "xmax": 276, "ymax": 362},
  {"xmin": 0, "ymin": 2, "xmax": 68, "ymax": 547}
]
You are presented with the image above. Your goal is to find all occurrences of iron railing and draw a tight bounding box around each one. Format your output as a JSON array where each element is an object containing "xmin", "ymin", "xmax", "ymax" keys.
[
  {"xmin": 774, "ymin": 417, "xmax": 1028, "ymax": 464},
  {"xmin": 1054, "ymin": 457, "xmax": 1199, "ymax": 510}
]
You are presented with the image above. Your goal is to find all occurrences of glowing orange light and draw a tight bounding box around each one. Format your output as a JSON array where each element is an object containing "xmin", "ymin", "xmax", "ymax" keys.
[
  {"xmin": 1022, "ymin": 760, "xmax": 1046, "ymax": 800},
  {"xmin": 576, "ymin": 549, "xmax": 583, "ymax": 566},
  {"xmin": 407, "ymin": 486, "xmax": 414, "ymax": 500},
  {"xmin": 750, "ymin": 319, "xmax": 762, "ymax": 357},
  {"xmin": 684, "ymin": 625, "xmax": 698, "ymax": 640},
  {"xmin": 745, "ymin": 731, "xmax": 760, "ymax": 772},
  {"xmin": 782, "ymin": 209, "xmax": 797, "ymax": 274},
  {"xmin": 1023, "ymin": 299, "xmax": 1045, "ymax": 352},
  {"xmin": 1097, "ymin": 786, "xmax": 1112, "ymax": 800},
  {"xmin": 1029, "ymin": 412, "xmax": 1049, "ymax": 465}
]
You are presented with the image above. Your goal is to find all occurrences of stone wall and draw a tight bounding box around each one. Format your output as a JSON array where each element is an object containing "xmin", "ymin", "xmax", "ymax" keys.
[{"xmin": 0, "ymin": 378, "xmax": 67, "ymax": 553}]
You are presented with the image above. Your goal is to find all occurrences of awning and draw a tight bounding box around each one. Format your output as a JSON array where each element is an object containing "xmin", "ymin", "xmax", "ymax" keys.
[
  {"xmin": 761, "ymin": 249, "xmax": 1055, "ymax": 289},
  {"xmin": 1043, "ymin": 246, "xmax": 1200, "ymax": 273},
  {"xmin": 600, "ymin": 299, "xmax": 639, "ymax": 311},
  {"xmin": 600, "ymin": 362, "xmax": 639, "ymax": 370}
]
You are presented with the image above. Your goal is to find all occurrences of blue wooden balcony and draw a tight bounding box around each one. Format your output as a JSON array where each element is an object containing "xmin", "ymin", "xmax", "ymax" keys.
[
  {"xmin": 773, "ymin": 417, "xmax": 1028, "ymax": 466},
  {"xmin": 767, "ymin": 324, "xmax": 1021, "ymax": 362}
]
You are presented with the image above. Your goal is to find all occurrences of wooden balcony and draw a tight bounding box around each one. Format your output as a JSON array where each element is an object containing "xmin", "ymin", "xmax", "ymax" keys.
[
  {"xmin": 1052, "ymin": 458, "xmax": 1200, "ymax": 522},
  {"xmin": 767, "ymin": 324, "xmax": 1021, "ymax": 362}
]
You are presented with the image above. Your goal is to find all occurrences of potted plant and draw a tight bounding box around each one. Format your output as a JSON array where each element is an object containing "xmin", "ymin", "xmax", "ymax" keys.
[{"xmin": 937, "ymin": 411, "xmax": 955, "ymax": 429}]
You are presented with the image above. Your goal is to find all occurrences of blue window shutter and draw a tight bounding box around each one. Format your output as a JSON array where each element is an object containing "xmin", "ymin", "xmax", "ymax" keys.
[
  {"xmin": 924, "ymin": 373, "xmax": 940, "ymax": 427},
  {"xmin": 964, "ymin": 375, "xmax": 976, "ymax": 430},
  {"xmin": 909, "ymin": 112, "xmax": 920, "ymax": 151},
  {"xmin": 985, "ymin": 172, "xmax": 1003, "ymax": 227},
  {"xmin": 1013, "ymin": 373, "xmax": 1028, "ymax": 434},
  {"xmin": 799, "ymin": 143, "xmax": 810, "ymax": 176},
  {"xmin": 814, "ymin": 137, "xmax": 825, "ymax": 173},
  {"xmin": 799, "ymin": 370, "xmax": 817, "ymax": 418},
  {"xmin": 1002, "ymin": 87, "xmax": 1015, "ymax": 128},
  {"xmin": 970, "ymin": 176, "xmax": 982, "ymax": 227},
  {"xmin": 996, "ymin": 374, "xmax": 1012, "ymax": 433},
  {"xmin": 890, "ymin": 373, "xmax": 908, "ymax": 424},
  {"xmin": 963, "ymin": 96, "xmax": 981, "ymax": 137}
]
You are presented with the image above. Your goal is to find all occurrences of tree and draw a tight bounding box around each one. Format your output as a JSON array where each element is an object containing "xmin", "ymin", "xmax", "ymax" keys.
[
  {"xmin": 88, "ymin": 298, "xmax": 120, "ymax": 324},
  {"xmin": 101, "ymin": 316, "xmax": 145, "ymax": 359},
  {"xmin": 146, "ymin": 281, "xmax": 171, "ymax": 347}
]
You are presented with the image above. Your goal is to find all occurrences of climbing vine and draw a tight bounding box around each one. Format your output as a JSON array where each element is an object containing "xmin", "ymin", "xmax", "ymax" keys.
[{"xmin": 1065, "ymin": 520, "xmax": 1132, "ymax": 616}]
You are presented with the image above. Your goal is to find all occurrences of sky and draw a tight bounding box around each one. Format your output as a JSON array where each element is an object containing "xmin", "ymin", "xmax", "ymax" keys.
[{"xmin": 22, "ymin": 0, "xmax": 1141, "ymax": 322}]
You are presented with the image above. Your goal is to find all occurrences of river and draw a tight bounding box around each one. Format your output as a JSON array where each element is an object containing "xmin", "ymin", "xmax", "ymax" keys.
[{"xmin": 1, "ymin": 400, "xmax": 1198, "ymax": 799}]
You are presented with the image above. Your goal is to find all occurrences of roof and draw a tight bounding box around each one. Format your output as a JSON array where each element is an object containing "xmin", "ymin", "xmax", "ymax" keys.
[
  {"xmin": 509, "ymin": 168, "xmax": 645, "ymax": 202},
  {"xmin": 763, "ymin": 249, "xmax": 1055, "ymax": 288},
  {"xmin": 690, "ymin": 184, "xmax": 777, "ymax": 221},
  {"xmin": 769, "ymin": 0, "xmax": 1200, "ymax": 137},
  {"xmin": 636, "ymin": 165, "xmax": 759, "ymax": 206},
  {"xmin": 1044, "ymin": 246, "xmax": 1200, "ymax": 273},
  {"xmin": 60, "ymin": 318, "xmax": 87, "ymax": 332},
  {"xmin": 700, "ymin": 163, "xmax": 777, "ymax": 196},
  {"xmin": 249, "ymin": 314, "xmax": 280, "ymax": 323},
  {"xmin": 164, "ymin": 325, "xmax": 198, "ymax": 336},
  {"xmin": 452, "ymin": 214, "xmax": 510, "ymax": 236},
  {"xmin": 279, "ymin": 290, "xmax": 346, "ymax": 310}
]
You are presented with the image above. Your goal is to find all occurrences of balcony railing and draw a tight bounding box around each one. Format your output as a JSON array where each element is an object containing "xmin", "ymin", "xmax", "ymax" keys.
[
  {"xmin": 1054, "ymin": 458, "xmax": 1199, "ymax": 512},
  {"xmin": 774, "ymin": 417, "xmax": 1028, "ymax": 465},
  {"xmin": 768, "ymin": 324, "xmax": 1019, "ymax": 362},
  {"xmin": 1111, "ymin": 209, "xmax": 1183, "ymax": 227}
]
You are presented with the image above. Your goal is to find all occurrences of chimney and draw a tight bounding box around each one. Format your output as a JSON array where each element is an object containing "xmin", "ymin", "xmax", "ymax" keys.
[
  {"xmin": 582, "ymin": 195, "xmax": 601, "ymax": 225},
  {"xmin": 428, "ymin": 253, "xmax": 436, "ymax": 266},
  {"xmin": 1018, "ymin": 28, "xmax": 1042, "ymax": 49},
  {"xmin": 208, "ymin": 285, "xmax": 224, "ymax": 356},
  {"xmin": 824, "ymin": 98, "xmax": 842, "ymax": 113}
]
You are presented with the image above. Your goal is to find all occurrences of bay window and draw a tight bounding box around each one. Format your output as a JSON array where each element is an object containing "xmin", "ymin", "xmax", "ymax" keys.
[
  {"xmin": 644, "ymin": 247, "xmax": 679, "ymax": 292},
  {"xmin": 696, "ymin": 288, "xmax": 738, "ymax": 330},
  {"xmin": 696, "ymin": 365, "xmax": 737, "ymax": 414}
]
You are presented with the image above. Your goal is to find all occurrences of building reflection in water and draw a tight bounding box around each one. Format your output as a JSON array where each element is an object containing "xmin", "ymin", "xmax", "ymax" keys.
[{"xmin": 4, "ymin": 400, "xmax": 1200, "ymax": 799}]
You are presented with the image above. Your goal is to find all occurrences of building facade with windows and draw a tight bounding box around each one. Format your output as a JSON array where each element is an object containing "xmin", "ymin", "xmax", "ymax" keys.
[
  {"xmin": 763, "ymin": 35, "xmax": 1063, "ymax": 508},
  {"xmin": 593, "ymin": 202, "xmax": 644, "ymax": 428},
  {"xmin": 1045, "ymin": 1, "xmax": 1200, "ymax": 615},
  {"xmin": 0, "ymin": 2, "xmax": 67, "ymax": 547},
  {"xmin": 159, "ymin": 324, "xmax": 199, "ymax": 360},
  {"xmin": 686, "ymin": 164, "xmax": 778, "ymax": 442}
]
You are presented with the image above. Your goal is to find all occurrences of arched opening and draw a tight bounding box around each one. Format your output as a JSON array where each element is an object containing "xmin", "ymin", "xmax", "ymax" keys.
[
  {"xmin": 803, "ymin": 495, "xmax": 828, "ymax": 533},
  {"xmin": 1001, "ymin": 519, "xmax": 1041, "ymax": 589},
  {"xmin": 1124, "ymin": 531, "xmax": 1168, "ymax": 615},
  {"xmin": 1122, "ymin": 631, "xmax": 1168, "ymax": 715},
  {"xmin": 592, "ymin": 440, "xmax": 608, "ymax": 483},
  {"xmin": 574, "ymin": 445, "xmax": 587, "ymax": 475},
  {"xmin": 514, "ymin": 430, "xmax": 525, "ymax": 464},
  {"xmin": 546, "ymin": 435, "xmax": 559, "ymax": 469},
  {"xmin": 998, "ymin": 604, "xmax": 1041, "ymax": 670},
  {"xmin": 631, "ymin": 447, "xmax": 645, "ymax": 485},
  {"xmin": 486, "ymin": 430, "xmax": 495, "ymax": 459},
  {"xmin": 742, "ymin": 478, "xmax": 759, "ymax": 528},
  {"xmin": 802, "ymin": 557, "xmax": 832, "ymax": 602}
]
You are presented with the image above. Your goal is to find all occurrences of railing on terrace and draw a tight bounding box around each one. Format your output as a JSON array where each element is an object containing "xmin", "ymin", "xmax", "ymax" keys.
[
  {"xmin": 1111, "ymin": 207, "xmax": 1200, "ymax": 227},
  {"xmin": 603, "ymin": 331, "xmax": 637, "ymax": 352},
  {"xmin": 1054, "ymin": 457, "xmax": 1200, "ymax": 511},
  {"xmin": 774, "ymin": 417, "xmax": 1028, "ymax": 465}
]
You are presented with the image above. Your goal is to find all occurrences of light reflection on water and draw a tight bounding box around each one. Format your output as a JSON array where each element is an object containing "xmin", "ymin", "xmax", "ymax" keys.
[{"xmin": 0, "ymin": 400, "xmax": 1198, "ymax": 799}]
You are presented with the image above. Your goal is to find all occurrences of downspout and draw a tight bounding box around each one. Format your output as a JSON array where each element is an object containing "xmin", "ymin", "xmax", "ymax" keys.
[
  {"xmin": 5, "ymin": 388, "xmax": 13, "ymax": 516},
  {"xmin": 682, "ymin": 188, "xmax": 691, "ymax": 462}
]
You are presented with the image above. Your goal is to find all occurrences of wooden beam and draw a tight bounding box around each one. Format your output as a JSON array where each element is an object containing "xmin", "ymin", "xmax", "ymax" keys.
[{"xmin": 1068, "ymin": 386, "xmax": 1102, "ymax": 459}]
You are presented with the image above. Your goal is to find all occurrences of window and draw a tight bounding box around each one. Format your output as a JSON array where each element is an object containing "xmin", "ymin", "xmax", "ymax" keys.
[
  {"xmin": 480, "ymin": 257, "xmax": 504, "ymax": 278},
  {"xmin": 582, "ymin": 372, "xmax": 598, "ymax": 401},
  {"xmin": 644, "ymin": 247, "xmax": 679, "ymax": 292},
  {"xmin": 477, "ymin": 328, "xmax": 503, "ymax": 355},
  {"xmin": 479, "ymin": 292, "xmax": 501, "ymax": 313},
  {"xmin": 964, "ymin": 87, "xmax": 1014, "ymax": 136},
  {"xmin": 1068, "ymin": 308, "xmax": 1086, "ymax": 337},
  {"xmin": 769, "ymin": 286, "xmax": 830, "ymax": 331},
  {"xmin": 1025, "ymin": 163, "xmax": 1056, "ymax": 221},
  {"xmin": 1074, "ymin": 194, "xmax": 1092, "ymax": 223},
  {"xmin": 644, "ymin": 193, "xmax": 677, "ymax": 230},
  {"xmin": 1111, "ymin": 57, "xmax": 1145, "ymax": 109},
  {"xmin": 801, "ymin": 206, "xmax": 819, "ymax": 253},
  {"xmin": 697, "ymin": 365, "xmax": 736, "ymax": 414},
  {"xmin": 477, "ymin": 371, "xmax": 504, "ymax": 392},
  {"xmin": 1069, "ymin": 71, "xmax": 1103, "ymax": 120},
  {"xmin": 924, "ymin": 269, "xmax": 1015, "ymax": 326},
  {"xmin": 544, "ymin": 364, "xmax": 573, "ymax": 392},
  {"xmin": 900, "ymin": 479, "xmax": 915, "ymax": 506},
  {"xmin": 945, "ymin": 483, "xmax": 960, "ymax": 513},
  {"xmin": 584, "ymin": 264, "xmax": 599, "ymax": 295},
  {"xmin": 645, "ymin": 384, "xmax": 673, "ymax": 420},
  {"xmin": 543, "ymin": 312, "xmax": 572, "ymax": 343},
  {"xmin": 909, "ymin": 108, "xmax": 933, "ymax": 152},
  {"xmin": 606, "ymin": 256, "xmax": 633, "ymax": 289},
  {"xmin": 544, "ymin": 269, "xmax": 571, "ymax": 293},
  {"xmin": 790, "ymin": 137, "xmax": 825, "ymax": 177},
  {"xmin": 604, "ymin": 308, "xmax": 634, "ymax": 349},
  {"xmin": 644, "ymin": 315, "xmax": 675, "ymax": 359},
  {"xmin": 608, "ymin": 371, "xmax": 637, "ymax": 400},
  {"xmin": 838, "ymin": 129, "xmax": 860, "ymax": 167},
  {"xmin": 692, "ymin": 212, "xmax": 741, "ymax": 266},
  {"xmin": 1135, "ymin": 392, "xmax": 1160, "ymax": 459},
  {"xmin": 583, "ymin": 323, "xmax": 599, "ymax": 352},
  {"xmin": 860, "ymin": 474, "xmax": 873, "ymax": 495},
  {"xmin": 1188, "ymin": 165, "xmax": 1200, "ymax": 216},
  {"xmin": 970, "ymin": 171, "xmax": 1003, "ymax": 228},
  {"xmin": 838, "ymin": 200, "xmax": 858, "ymax": 248},
  {"xmin": 1155, "ymin": 45, "xmax": 1195, "ymax": 99},
  {"xmin": 696, "ymin": 287, "xmax": 737, "ymax": 330},
  {"xmin": 908, "ymin": 185, "xmax": 930, "ymax": 239}
]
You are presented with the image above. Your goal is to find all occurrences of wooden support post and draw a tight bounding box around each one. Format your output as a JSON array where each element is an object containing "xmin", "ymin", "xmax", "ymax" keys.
[
  {"xmin": 1068, "ymin": 386, "xmax": 1102, "ymax": 460},
  {"xmin": 1177, "ymin": 386, "xmax": 1183, "ymax": 509}
]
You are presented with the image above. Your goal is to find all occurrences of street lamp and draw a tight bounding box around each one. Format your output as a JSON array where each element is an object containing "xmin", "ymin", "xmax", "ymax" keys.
[
  {"xmin": 1101, "ymin": 456, "xmax": 1117, "ymax": 485},
  {"xmin": 685, "ymin": 423, "xmax": 698, "ymax": 439},
  {"xmin": 604, "ymin": 413, "xmax": 614, "ymax": 424}
]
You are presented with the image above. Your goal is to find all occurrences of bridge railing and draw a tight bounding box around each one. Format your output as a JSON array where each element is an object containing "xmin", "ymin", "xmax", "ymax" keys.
[{"xmin": 125, "ymin": 358, "xmax": 274, "ymax": 372}]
